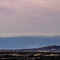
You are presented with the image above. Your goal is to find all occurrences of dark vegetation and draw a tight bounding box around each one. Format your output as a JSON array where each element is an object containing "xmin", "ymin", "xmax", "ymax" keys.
[{"xmin": 0, "ymin": 45, "xmax": 60, "ymax": 60}]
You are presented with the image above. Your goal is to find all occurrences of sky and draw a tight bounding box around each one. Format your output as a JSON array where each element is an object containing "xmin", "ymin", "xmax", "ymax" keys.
[
  {"xmin": 0, "ymin": 0, "xmax": 60, "ymax": 37},
  {"xmin": 0, "ymin": 0, "xmax": 60, "ymax": 49}
]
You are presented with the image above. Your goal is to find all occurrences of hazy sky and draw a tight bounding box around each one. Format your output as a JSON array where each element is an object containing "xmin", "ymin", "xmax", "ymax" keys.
[
  {"xmin": 0, "ymin": 0, "xmax": 60, "ymax": 49},
  {"xmin": 0, "ymin": 0, "xmax": 60, "ymax": 36}
]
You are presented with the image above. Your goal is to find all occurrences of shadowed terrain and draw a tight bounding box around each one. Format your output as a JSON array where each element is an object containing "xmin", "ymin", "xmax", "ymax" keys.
[{"xmin": 0, "ymin": 45, "xmax": 60, "ymax": 60}]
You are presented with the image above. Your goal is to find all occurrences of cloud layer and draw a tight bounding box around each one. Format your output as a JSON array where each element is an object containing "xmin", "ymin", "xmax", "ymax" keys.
[{"xmin": 0, "ymin": 33, "xmax": 60, "ymax": 37}]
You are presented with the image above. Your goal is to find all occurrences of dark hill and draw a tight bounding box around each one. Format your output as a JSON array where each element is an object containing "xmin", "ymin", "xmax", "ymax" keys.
[
  {"xmin": 22, "ymin": 45, "xmax": 60, "ymax": 52},
  {"xmin": 36, "ymin": 45, "xmax": 60, "ymax": 51},
  {"xmin": 0, "ymin": 45, "xmax": 60, "ymax": 52}
]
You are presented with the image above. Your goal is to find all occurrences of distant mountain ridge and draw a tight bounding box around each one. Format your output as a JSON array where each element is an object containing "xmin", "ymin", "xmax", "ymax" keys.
[
  {"xmin": 21, "ymin": 45, "xmax": 60, "ymax": 52},
  {"xmin": 0, "ymin": 45, "xmax": 60, "ymax": 52},
  {"xmin": 33, "ymin": 45, "xmax": 60, "ymax": 51},
  {"xmin": 0, "ymin": 36, "xmax": 60, "ymax": 49}
]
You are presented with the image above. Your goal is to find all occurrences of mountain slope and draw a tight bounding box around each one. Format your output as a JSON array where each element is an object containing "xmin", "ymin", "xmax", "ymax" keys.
[
  {"xmin": 33, "ymin": 45, "xmax": 60, "ymax": 51},
  {"xmin": 22, "ymin": 45, "xmax": 60, "ymax": 52}
]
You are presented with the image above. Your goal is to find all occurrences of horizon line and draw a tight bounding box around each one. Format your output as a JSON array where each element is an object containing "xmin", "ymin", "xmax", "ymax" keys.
[{"xmin": 0, "ymin": 32, "xmax": 60, "ymax": 37}]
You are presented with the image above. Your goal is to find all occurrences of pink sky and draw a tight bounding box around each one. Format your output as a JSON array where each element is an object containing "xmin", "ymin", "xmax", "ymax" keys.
[{"xmin": 0, "ymin": 0, "xmax": 60, "ymax": 36}]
